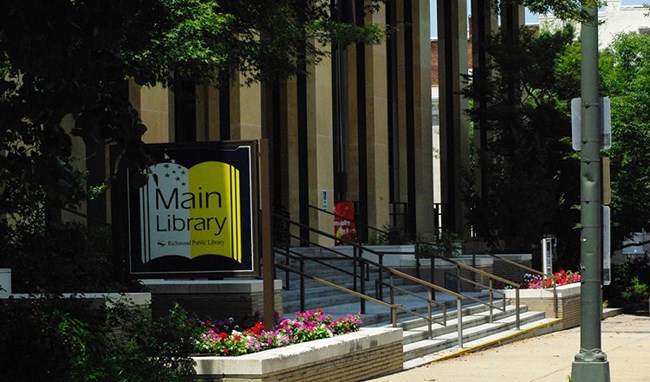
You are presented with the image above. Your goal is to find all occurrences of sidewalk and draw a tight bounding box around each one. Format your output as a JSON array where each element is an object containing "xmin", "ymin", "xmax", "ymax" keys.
[{"xmin": 367, "ymin": 314, "xmax": 650, "ymax": 382}]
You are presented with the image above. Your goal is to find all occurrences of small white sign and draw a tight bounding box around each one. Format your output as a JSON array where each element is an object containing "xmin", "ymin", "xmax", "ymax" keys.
[
  {"xmin": 542, "ymin": 237, "xmax": 553, "ymax": 276},
  {"xmin": 571, "ymin": 97, "xmax": 611, "ymax": 151},
  {"xmin": 603, "ymin": 206, "xmax": 611, "ymax": 286}
]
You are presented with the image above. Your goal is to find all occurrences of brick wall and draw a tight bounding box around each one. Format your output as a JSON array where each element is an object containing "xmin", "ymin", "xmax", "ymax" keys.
[{"xmin": 194, "ymin": 342, "xmax": 402, "ymax": 382}]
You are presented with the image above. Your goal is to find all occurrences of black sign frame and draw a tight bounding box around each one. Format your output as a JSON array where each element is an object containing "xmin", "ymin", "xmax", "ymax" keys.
[{"xmin": 111, "ymin": 140, "xmax": 260, "ymax": 279}]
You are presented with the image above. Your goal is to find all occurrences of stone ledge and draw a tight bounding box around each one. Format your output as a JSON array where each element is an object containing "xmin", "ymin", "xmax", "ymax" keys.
[
  {"xmin": 192, "ymin": 327, "xmax": 402, "ymax": 377},
  {"xmin": 0, "ymin": 292, "xmax": 151, "ymax": 308},
  {"xmin": 503, "ymin": 283, "xmax": 580, "ymax": 299},
  {"xmin": 142, "ymin": 279, "xmax": 282, "ymax": 294}
]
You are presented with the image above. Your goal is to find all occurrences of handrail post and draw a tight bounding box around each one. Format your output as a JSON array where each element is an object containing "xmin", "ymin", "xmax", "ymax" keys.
[
  {"xmin": 489, "ymin": 279, "xmax": 494, "ymax": 323},
  {"xmin": 378, "ymin": 253, "xmax": 384, "ymax": 300},
  {"xmin": 515, "ymin": 288, "xmax": 521, "ymax": 330},
  {"xmin": 427, "ymin": 289, "xmax": 433, "ymax": 338},
  {"xmin": 415, "ymin": 243, "xmax": 421, "ymax": 279},
  {"xmin": 553, "ymin": 279, "xmax": 558, "ymax": 318},
  {"xmin": 300, "ymin": 258, "xmax": 305, "ymax": 312},
  {"xmin": 457, "ymin": 298, "xmax": 464, "ymax": 348},
  {"xmin": 360, "ymin": 257, "xmax": 366, "ymax": 314},
  {"xmin": 284, "ymin": 247, "xmax": 290, "ymax": 290},
  {"xmin": 472, "ymin": 253, "xmax": 477, "ymax": 284},
  {"xmin": 431, "ymin": 253, "xmax": 436, "ymax": 299},
  {"xmin": 353, "ymin": 246, "xmax": 359, "ymax": 292}
]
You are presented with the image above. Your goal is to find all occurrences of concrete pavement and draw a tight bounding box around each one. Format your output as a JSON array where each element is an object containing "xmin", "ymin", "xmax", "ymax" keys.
[{"xmin": 367, "ymin": 314, "xmax": 650, "ymax": 382}]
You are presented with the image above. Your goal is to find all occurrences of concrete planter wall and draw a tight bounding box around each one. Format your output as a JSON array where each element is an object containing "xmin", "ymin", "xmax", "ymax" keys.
[
  {"xmin": 504, "ymin": 283, "xmax": 581, "ymax": 329},
  {"xmin": 192, "ymin": 327, "xmax": 403, "ymax": 382}
]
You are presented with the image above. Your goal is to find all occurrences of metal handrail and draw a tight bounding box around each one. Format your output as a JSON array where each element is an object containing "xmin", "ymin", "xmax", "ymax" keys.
[
  {"xmin": 479, "ymin": 253, "xmax": 559, "ymax": 318},
  {"xmin": 274, "ymin": 213, "xmax": 468, "ymax": 346},
  {"xmin": 302, "ymin": 206, "xmax": 525, "ymax": 332},
  {"xmin": 275, "ymin": 262, "xmax": 402, "ymax": 327},
  {"xmin": 373, "ymin": 249, "xmax": 521, "ymax": 330}
]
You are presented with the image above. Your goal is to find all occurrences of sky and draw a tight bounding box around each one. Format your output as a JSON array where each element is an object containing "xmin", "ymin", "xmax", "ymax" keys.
[{"xmin": 429, "ymin": 0, "xmax": 648, "ymax": 38}]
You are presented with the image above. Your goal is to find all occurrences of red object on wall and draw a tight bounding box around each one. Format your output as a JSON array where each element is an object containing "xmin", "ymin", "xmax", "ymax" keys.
[{"xmin": 334, "ymin": 201, "xmax": 357, "ymax": 244}]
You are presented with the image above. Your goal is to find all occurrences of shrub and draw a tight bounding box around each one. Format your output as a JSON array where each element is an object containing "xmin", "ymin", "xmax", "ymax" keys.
[
  {"xmin": 604, "ymin": 254, "xmax": 650, "ymax": 310},
  {"xmin": 0, "ymin": 299, "xmax": 195, "ymax": 382}
]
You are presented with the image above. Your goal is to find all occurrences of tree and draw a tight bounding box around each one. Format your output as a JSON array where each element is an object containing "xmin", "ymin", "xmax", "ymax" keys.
[
  {"xmin": 0, "ymin": 0, "xmax": 383, "ymax": 243},
  {"xmin": 600, "ymin": 32, "xmax": 650, "ymax": 244},
  {"xmin": 462, "ymin": 26, "xmax": 581, "ymax": 265}
]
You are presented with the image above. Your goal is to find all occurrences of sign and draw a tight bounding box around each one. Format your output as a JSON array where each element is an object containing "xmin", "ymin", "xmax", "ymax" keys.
[
  {"xmin": 541, "ymin": 236, "xmax": 554, "ymax": 276},
  {"xmin": 113, "ymin": 141, "xmax": 259, "ymax": 278},
  {"xmin": 570, "ymin": 97, "xmax": 611, "ymax": 151},
  {"xmin": 321, "ymin": 189, "xmax": 329, "ymax": 210},
  {"xmin": 603, "ymin": 206, "xmax": 611, "ymax": 286},
  {"xmin": 334, "ymin": 201, "xmax": 357, "ymax": 243}
]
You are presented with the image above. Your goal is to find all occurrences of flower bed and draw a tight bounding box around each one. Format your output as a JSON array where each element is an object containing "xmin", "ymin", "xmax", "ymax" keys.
[
  {"xmin": 192, "ymin": 327, "xmax": 403, "ymax": 382},
  {"xmin": 520, "ymin": 270, "xmax": 581, "ymax": 289},
  {"xmin": 190, "ymin": 309, "xmax": 403, "ymax": 381},
  {"xmin": 193, "ymin": 309, "xmax": 362, "ymax": 356}
]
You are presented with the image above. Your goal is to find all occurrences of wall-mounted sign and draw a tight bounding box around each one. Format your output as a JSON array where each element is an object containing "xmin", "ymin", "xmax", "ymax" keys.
[
  {"xmin": 334, "ymin": 201, "xmax": 357, "ymax": 244},
  {"xmin": 113, "ymin": 141, "xmax": 259, "ymax": 278}
]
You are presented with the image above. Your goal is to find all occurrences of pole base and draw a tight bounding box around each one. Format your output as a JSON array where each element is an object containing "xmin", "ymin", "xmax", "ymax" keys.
[{"xmin": 571, "ymin": 360, "xmax": 610, "ymax": 382}]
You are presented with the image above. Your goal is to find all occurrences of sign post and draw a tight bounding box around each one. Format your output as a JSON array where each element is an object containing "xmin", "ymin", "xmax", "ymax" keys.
[{"xmin": 571, "ymin": 2, "xmax": 610, "ymax": 380}]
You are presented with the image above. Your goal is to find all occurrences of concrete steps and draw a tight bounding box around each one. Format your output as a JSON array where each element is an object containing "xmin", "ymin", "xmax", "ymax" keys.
[{"xmin": 275, "ymin": 246, "xmax": 554, "ymax": 369}]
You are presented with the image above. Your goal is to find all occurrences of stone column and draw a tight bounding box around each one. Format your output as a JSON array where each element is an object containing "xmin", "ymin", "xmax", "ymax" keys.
[
  {"xmin": 364, "ymin": 4, "xmax": 391, "ymax": 232},
  {"xmin": 129, "ymin": 79, "xmax": 175, "ymax": 143},
  {"xmin": 230, "ymin": 74, "xmax": 262, "ymax": 140},
  {"xmin": 438, "ymin": 0, "xmax": 470, "ymax": 236},
  {"xmin": 306, "ymin": 53, "xmax": 335, "ymax": 244},
  {"xmin": 411, "ymin": 0, "xmax": 434, "ymax": 239}
]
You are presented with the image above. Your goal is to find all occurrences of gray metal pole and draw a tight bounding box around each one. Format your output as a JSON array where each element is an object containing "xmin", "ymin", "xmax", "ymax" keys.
[{"xmin": 571, "ymin": 3, "xmax": 610, "ymax": 381}]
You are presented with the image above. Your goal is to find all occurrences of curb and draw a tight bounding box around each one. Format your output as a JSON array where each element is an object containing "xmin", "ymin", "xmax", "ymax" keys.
[{"xmin": 431, "ymin": 318, "xmax": 564, "ymax": 362}]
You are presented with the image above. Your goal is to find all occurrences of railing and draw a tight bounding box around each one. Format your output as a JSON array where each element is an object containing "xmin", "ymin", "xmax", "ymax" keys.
[
  {"xmin": 373, "ymin": 246, "xmax": 521, "ymax": 329},
  {"xmin": 302, "ymin": 205, "xmax": 523, "ymax": 326},
  {"xmin": 472, "ymin": 252, "xmax": 559, "ymax": 318},
  {"xmin": 273, "ymin": 213, "xmax": 468, "ymax": 346}
]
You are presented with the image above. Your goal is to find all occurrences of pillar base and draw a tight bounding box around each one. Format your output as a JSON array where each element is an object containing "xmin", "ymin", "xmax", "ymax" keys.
[{"xmin": 571, "ymin": 360, "xmax": 610, "ymax": 382}]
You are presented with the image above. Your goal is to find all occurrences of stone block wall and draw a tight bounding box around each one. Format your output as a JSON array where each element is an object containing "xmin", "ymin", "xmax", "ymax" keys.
[
  {"xmin": 505, "ymin": 284, "xmax": 581, "ymax": 329},
  {"xmin": 143, "ymin": 280, "xmax": 283, "ymax": 319}
]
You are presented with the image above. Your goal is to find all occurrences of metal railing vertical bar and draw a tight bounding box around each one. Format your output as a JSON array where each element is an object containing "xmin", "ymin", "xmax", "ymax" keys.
[
  {"xmin": 515, "ymin": 289, "xmax": 521, "ymax": 330},
  {"xmin": 300, "ymin": 258, "xmax": 305, "ymax": 312},
  {"xmin": 457, "ymin": 299, "xmax": 464, "ymax": 348},
  {"xmin": 489, "ymin": 279, "xmax": 494, "ymax": 323}
]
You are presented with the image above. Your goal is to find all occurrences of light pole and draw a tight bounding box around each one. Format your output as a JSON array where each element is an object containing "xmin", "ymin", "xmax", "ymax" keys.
[{"xmin": 571, "ymin": 2, "xmax": 610, "ymax": 381}]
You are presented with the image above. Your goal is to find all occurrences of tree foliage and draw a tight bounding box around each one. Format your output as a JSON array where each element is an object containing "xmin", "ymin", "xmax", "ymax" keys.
[
  {"xmin": 0, "ymin": 0, "xmax": 383, "ymax": 242},
  {"xmin": 463, "ymin": 26, "xmax": 581, "ymax": 263},
  {"xmin": 601, "ymin": 32, "xmax": 650, "ymax": 242}
]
